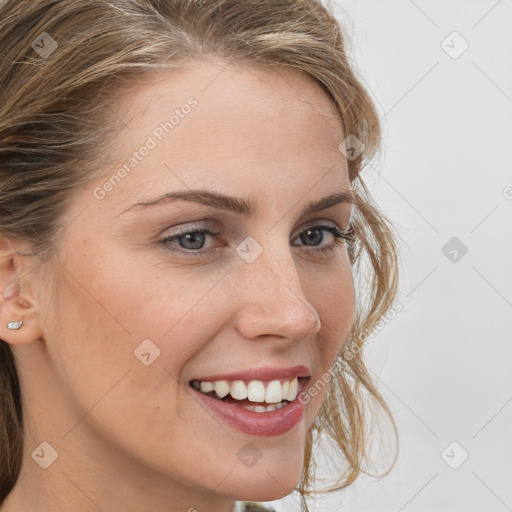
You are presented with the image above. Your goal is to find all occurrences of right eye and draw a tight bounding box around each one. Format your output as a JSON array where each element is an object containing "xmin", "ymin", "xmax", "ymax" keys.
[{"xmin": 159, "ymin": 224, "xmax": 223, "ymax": 257}]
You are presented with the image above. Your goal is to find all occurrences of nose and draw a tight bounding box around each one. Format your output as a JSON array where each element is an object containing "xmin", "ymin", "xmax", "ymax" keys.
[{"xmin": 232, "ymin": 237, "xmax": 321, "ymax": 344}]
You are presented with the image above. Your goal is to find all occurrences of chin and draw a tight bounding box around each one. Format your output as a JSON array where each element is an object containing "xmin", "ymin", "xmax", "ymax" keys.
[{"xmin": 226, "ymin": 463, "xmax": 303, "ymax": 502}]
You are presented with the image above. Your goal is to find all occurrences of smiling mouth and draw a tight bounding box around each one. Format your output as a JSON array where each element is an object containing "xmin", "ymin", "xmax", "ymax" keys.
[{"xmin": 189, "ymin": 376, "xmax": 309, "ymax": 413}]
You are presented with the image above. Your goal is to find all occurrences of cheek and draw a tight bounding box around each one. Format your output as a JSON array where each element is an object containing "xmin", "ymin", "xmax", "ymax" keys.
[
  {"xmin": 300, "ymin": 263, "xmax": 355, "ymax": 421},
  {"xmin": 307, "ymin": 262, "xmax": 356, "ymax": 356},
  {"xmin": 48, "ymin": 267, "xmax": 137, "ymax": 416},
  {"xmin": 47, "ymin": 255, "xmax": 233, "ymax": 480},
  {"xmin": 48, "ymin": 251, "xmax": 235, "ymax": 437},
  {"xmin": 61, "ymin": 245, "xmax": 221, "ymax": 343}
]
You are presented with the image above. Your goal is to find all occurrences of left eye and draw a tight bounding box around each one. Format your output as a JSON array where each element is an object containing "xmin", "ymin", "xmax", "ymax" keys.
[{"xmin": 159, "ymin": 223, "xmax": 354, "ymax": 257}]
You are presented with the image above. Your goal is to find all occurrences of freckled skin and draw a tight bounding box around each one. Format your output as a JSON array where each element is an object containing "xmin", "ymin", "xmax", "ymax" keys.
[{"xmin": 1, "ymin": 62, "xmax": 355, "ymax": 512}]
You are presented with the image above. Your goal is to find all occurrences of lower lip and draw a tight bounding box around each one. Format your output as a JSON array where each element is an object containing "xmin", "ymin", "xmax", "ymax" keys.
[{"xmin": 190, "ymin": 387, "xmax": 305, "ymax": 437}]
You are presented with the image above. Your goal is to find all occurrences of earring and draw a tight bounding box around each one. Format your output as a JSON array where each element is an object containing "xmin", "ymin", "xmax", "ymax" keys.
[{"xmin": 6, "ymin": 321, "xmax": 23, "ymax": 330}]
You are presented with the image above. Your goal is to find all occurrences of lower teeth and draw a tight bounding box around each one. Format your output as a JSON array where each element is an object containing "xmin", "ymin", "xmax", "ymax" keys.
[{"xmin": 240, "ymin": 401, "xmax": 288, "ymax": 413}]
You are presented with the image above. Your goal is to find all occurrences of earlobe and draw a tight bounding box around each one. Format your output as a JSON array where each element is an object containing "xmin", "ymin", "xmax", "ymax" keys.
[
  {"xmin": 6, "ymin": 320, "xmax": 23, "ymax": 330},
  {"xmin": 1, "ymin": 311, "xmax": 40, "ymax": 346},
  {"xmin": 0, "ymin": 300, "xmax": 40, "ymax": 346},
  {"xmin": 0, "ymin": 238, "xmax": 43, "ymax": 346}
]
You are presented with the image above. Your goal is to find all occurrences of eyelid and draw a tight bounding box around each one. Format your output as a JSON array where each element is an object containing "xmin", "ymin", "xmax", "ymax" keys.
[
  {"xmin": 161, "ymin": 217, "xmax": 349, "ymax": 239},
  {"xmin": 298, "ymin": 218, "xmax": 350, "ymax": 234},
  {"xmin": 158, "ymin": 218, "xmax": 220, "ymax": 237}
]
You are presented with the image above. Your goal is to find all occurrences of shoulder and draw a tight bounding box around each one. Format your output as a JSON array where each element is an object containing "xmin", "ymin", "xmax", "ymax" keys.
[{"xmin": 238, "ymin": 502, "xmax": 276, "ymax": 512}]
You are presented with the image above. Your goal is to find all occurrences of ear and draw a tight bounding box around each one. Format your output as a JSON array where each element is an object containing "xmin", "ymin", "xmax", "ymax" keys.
[{"xmin": 0, "ymin": 237, "xmax": 43, "ymax": 346}]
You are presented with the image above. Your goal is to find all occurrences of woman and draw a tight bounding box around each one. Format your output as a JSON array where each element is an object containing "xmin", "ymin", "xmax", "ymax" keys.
[{"xmin": 0, "ymin": 1, "xmax": 399, "ymax": 511}]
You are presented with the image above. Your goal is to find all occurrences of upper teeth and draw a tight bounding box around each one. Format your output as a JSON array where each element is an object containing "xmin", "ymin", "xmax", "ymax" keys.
[{"xmin": 193, "ymin": 377, "xmax": 299, "ymax": 403}]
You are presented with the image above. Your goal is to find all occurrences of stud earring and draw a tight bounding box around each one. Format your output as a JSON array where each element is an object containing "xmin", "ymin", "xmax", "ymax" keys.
[{"xmin": 6, "ymin": 320, "xmax": 23, "ymax": 330}]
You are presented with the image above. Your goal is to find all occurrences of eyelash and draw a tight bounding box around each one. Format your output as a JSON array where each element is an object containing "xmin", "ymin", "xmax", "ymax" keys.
[{"xmin": 158, "ymin": 222, "xmax": 355, "ymax": 258}]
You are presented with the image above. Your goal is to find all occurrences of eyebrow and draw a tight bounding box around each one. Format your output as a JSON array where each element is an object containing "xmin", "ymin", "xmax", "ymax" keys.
[{"xmin": 121, "ymin": 189, "xmax": 355, "ymax": 218}]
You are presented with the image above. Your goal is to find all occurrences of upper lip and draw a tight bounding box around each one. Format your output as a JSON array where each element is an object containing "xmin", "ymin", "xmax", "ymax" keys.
[{"xmin": 190, "ymin": 365, "xmax": 311, "ymax": 383}]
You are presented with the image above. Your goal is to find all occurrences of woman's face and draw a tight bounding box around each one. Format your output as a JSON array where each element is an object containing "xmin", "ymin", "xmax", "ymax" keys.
[{"xmin": 15, "ymin": 62, "xmax": 355, "ymax": 509}]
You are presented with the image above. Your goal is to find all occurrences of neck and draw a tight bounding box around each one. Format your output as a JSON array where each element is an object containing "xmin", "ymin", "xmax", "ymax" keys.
[{"xmin": 1, "ymin": 418, "xmax": 236, "ymax": 512}]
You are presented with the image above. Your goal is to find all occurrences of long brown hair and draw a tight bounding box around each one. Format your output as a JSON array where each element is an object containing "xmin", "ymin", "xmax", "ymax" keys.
[{"xmin": 0, "ymin": 0, "xmax": 399, "ymax": 509}]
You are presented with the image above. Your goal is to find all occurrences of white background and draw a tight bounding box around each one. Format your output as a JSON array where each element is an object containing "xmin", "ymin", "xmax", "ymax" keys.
[{"xmin": 268, "ymin": 1, "xmax": 512, "ymax": 511}]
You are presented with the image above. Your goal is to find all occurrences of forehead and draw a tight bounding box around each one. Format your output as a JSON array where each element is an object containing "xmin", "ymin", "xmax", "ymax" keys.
[
  {"xmin": 93, "ymin": 61, "xmax": 349, "ymax": 212},
  {"xmin": 116, "ymin": 60, "xmax": 341, "ymax": 123},
  {"xmin": 112, "ymin": 60, "xmax": 344, "ymax": 153}
]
